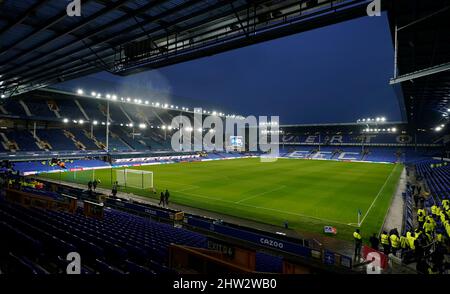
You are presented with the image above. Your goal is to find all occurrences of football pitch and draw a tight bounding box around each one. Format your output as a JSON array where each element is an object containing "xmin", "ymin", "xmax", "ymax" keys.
[{"xmin": 40, "ymin": 158, "xmax": 403, "ymax": 240}]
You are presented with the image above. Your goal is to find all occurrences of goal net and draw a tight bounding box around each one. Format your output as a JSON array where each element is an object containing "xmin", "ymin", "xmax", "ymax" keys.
[{"xmin": 116, "ymin": 169, "xmax": 153, "ymax": 189}]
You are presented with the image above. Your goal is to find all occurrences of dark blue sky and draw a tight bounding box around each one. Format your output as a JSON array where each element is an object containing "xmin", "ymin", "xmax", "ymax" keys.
[{"xmin": 61, "ymin": 12, "xmax": 401, "ymax": 125}]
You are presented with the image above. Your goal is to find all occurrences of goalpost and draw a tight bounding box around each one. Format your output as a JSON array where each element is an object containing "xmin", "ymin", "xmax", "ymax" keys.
[{"xmin": 116, "ymin": 169, "xmax": 153, "ymax": 189}]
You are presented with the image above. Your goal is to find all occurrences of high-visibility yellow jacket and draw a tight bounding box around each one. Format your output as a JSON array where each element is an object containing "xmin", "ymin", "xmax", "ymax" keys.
[
  {"xmin": 423, "ymin": 222, "xmax": 434, "ymax": 233},
  {"xmin": 381, "ymin": 234, "xmax": 390, "ymax": 245},
  {"xmin": 399, "ymin": 236, "xmax": 409, "ymax": 249},
  {"xmin": 353, "ymin": 232, "xmax": 362, "ymax": 241},
  {"xmin": 407, "ymin": 235, "xmax": 416, "ymax": 250},
  {"xmin": 390, "ymin": 235, "xmax": 400, "ymax": 248},
  {"xmin": 431, "ymin": 205, "xmax": 437, "ymax": 215}
]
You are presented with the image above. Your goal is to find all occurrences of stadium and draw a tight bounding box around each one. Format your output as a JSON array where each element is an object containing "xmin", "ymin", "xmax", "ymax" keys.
[{"xmin": 0, "ymin": 0, "xmax": 449, "ymax": 282}]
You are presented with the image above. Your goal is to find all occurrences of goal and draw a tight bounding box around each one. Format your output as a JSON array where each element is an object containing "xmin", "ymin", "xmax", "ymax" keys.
[{"xmin": 116, "ymin": 169, "xmax": 153, "ymax": 189}]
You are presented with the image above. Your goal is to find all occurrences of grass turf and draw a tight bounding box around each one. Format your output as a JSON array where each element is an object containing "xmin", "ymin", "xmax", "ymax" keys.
[{"xmin": 40, "ymin": 158, "xmax": 403, "ymax": 241}]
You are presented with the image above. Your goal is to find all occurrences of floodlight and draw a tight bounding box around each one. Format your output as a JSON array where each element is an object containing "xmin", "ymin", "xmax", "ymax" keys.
[
  {"xmin": 209, "ymin": 129, "xmax": 215, "ymax": 133},
  {"xmin": 441, "ymin": 124, "xmax": 445, "ymax": 128},
  {"xmin": 63, "ymin": 118, "xmax": 69, "ymax": 123},
  {"xmin": 155, "ymin": 102, "xmax": 160, "ymax": 107},
  {"xmin": 1, "ymin": 94, "xmax": 5, "ymax": 98},
  {"xmin": 91, "ymin": 91, "xmax": 96, "ymax": 96},
  {"xmin": 167, "ymin": 126, "xmax": 172, "ymax": 130},
  {"xmin": 96, "ymin": 94, "xmax": 101, "ymax": 98},
  {"xmin": 212, "ymin": 111, "xmax": 217, "ymax": 116},
  {"xmin": 93, "ymin": 120, "xmax": 98, "ymax": 125},
  {"xmin": 391, "ymin": 128, "xmax": 397, "ymax": 132},
  {"xmin": 161, "ymin": 125, "xmax": 166, "ymax": 130},
  {"xmin": 73, "ymin": 120, "xmax": 78, "ymax": 124},
  {"xmin": 139, "ymin": 123, "xmax": 146, "ymax": 129},
  {"xmin": 197, "ymin": 128, "xmax": 202, "ymax": 132},
  {"xmin": 126, "ymin": 97, "xmax": 131, "ymax": 102},
  {"xmin": 129, "ymin": 123, "xmax": 133, "ymax": 128},
  {"xmin": 77, "ymin": 89, "xmax": 84, "ymax": 95},
  {"xmin": 381, "ymin": 117, "xmax": 386, "ymax": 122},
  {"xmin": 112, "ymin": 95, "xmax": 117, "ymax": 100},
  {"xmin": 170, "ymin": 105, "xmax": 174, "ymax": 108},
  {"xmin": 435, "ymin": 126, "xmax": 442, "ymax": 132},
  {"xmin": 120, "ymin": 123, "xmax": 123, "ymax": 126},
  {"xmin": 106, "ymin": 94, "xmax": 111, "ymax": 99},
  {"xmin": 145, "ymin": 101, "xmax": 149, "ymax": 104},
  {"xmin": 376, "ymin": 117, "xmax": 380, "ymax": 122},
  {"xmin": 101, "ymin": 122, "xmax": 105, "ymax": 125}
]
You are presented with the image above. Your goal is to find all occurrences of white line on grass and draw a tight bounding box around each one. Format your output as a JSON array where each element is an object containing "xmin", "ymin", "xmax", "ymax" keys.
[
  {"xmin": 175, "ymin": 189, "xmax": 353, "ymax": 226},
  {"xmin": 358, "ymin": 165, "xmax": 398, "ymax": 226},
  {"xmin": 174, "ymin": 185, "xmax": 200, "ymax": 193},
  {"xmin": 235, "ymin": 185, "xmax": 286, "ymax": 204}
]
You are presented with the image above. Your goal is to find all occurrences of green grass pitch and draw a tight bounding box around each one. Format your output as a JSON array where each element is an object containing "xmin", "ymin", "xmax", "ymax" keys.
[{"xmin": 40, "ymin": 158, "xmax": 403, "ymax": 241}]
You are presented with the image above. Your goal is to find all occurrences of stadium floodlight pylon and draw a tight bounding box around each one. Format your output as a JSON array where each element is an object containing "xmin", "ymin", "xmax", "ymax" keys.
[{"xmin": 116, "ymin": 168, "xmax": 153, "ymax": 189}]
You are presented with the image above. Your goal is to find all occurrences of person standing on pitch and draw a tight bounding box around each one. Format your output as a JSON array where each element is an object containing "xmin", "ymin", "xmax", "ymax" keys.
[
  {"xmin": 88, "ymin": 181, "xmax": 93, "ymax": 191},
  {"xmin": 92, "ymin": 179, "xmax": 98, "ymax": 191},
  {"xmin": 164, "ymin": 189, "xmax": 170, "ymax": 206},
  {"xmin": 159, "ymin": 192, "xmax": 165, "ymax": 206},
  {"xmin": 353, "ymin": 228, "xmax": 362, "ymax": 260},
  {"xmin": 112, "ymin": 181, "xmax": 118, "ymax": 198}
]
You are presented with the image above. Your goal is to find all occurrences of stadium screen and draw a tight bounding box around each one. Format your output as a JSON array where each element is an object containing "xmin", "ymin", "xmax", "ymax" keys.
[{"xmin": 230, "ymin": 136, "xmax": 243, "ymax": 147}]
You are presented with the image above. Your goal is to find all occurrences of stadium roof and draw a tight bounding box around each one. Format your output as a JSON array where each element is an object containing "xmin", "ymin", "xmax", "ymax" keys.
[
  {"xmin": 0, "ymin": 0, "xmax": 448, "ymax": 131},
  {"xmin": 388, "ymin": 0, "xmax": 450, "ymax": 129},
  {"xmin": 0, "ymin": 0, "xmax": 381, "ymax": 98}
]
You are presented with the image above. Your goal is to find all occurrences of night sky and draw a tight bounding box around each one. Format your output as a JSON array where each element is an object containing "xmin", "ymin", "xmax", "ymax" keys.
[{"xmin": 60, "ymin": 12, "xmax": 401, "ymax": 125}]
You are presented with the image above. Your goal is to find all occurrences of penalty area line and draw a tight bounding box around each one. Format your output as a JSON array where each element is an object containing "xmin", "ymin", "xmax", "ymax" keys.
[{"xmin": 175, "ymin": 190, "xmax": 352, "ymax": 226}]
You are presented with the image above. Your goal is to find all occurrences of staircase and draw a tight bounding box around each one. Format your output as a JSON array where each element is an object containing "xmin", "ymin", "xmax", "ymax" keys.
[
  {"xmin": 0, "ymin": 133, "xmax": 18, "ymax": 152},
  {"xmin": 83, "ymin": 129, "xmax": 104, "ymax": 149},
  {"xmin": 31, "ymin": 131, "xmax": 51, "ymax": 151},
  {"xmin": 63, "ymin": 130, "xmax": 86, "ymax": 150}
]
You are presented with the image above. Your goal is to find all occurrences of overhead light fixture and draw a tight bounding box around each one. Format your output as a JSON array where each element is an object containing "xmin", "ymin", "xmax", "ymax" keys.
[
  {"xmin": 93, "ymin": 120, "xmax": 98, "ymax": 125},
  {"xmin": 77, "ymin": 89, "xmax": 84, "ymax": 95},
  {"xmin": 63, "ymin": 118, "xmax": 69, "ymax": 123}
]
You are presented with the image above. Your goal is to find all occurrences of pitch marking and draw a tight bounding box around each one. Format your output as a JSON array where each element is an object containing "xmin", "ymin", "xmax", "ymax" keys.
[
  {"xmin": 175, "ymin": 189, "xmax": 352, "ymax": 226},
  {"xmin": 235, "ymin": 185, "xmax": 286, "ymax": 204},
  {"xmin": 358, "ymin": 164, "xmax": 398, "ymax": 226}
]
